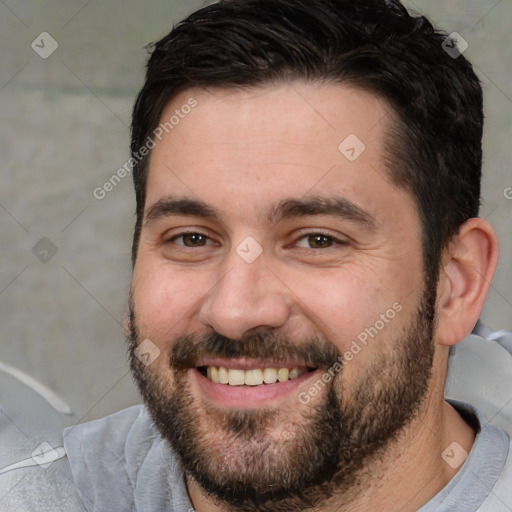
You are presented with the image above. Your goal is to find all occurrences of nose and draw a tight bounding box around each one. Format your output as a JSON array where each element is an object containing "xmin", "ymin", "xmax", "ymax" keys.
[{"xmin": 198, "ymin": 248, "xmax": 291, "ymax": 340}]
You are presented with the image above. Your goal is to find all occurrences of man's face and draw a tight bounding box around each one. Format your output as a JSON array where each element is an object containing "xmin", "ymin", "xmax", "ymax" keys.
[{"xmin": 129, "ymin": 82, "xmax": 437, "ymax": 510}]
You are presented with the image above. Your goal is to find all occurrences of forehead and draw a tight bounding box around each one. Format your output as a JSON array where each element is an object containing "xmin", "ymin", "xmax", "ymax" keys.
[{"xmin": 144, "ymin": 81, "xmax": 414, "ymax": 228}]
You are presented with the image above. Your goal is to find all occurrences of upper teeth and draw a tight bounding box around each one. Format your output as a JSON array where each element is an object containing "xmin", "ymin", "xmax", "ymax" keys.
[{"xmin": 206, "ymin": 366, "xmax": 306, "ymax": 386}]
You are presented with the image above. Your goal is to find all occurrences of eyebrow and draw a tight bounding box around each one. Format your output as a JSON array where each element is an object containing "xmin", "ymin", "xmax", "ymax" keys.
[
  {"xmin": 145, "ymin": 197, "xmax": 221, "ymax": 226},
  {"xmin": 144, "ymin": 195, "xmax": 378, "ymax": 230},
  {"xmin": 267, "ymin": 196, "xmax": 377, "ymax": 229}
]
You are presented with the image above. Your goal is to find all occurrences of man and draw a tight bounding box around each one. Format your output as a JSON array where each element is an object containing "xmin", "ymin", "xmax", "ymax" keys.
[{"xmin": 3, "ymin": 0, "xmax": 510, "ymax": 511}]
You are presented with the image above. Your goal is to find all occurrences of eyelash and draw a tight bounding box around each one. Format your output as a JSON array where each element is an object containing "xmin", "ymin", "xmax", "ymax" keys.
[
  {"xmin": 293, "ymin": 231, "xmax": 347, "ymax": 249},
  {"xmin": 166, "ymin": 230, "xmax": 347, "ymax": 249},
  {"xmin": 167, "ymin": 231, "xmax": 216, "ymax": 246}
]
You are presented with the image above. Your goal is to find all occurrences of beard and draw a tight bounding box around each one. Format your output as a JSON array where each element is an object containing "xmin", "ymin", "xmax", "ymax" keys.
[{"xmin": 128, "ymin": 285, "xmax": 437, "ymax": 512}]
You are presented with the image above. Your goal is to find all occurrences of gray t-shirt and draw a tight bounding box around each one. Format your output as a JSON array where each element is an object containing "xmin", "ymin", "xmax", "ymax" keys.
[
  {"xmin": 61, "ymin": 399, "xmax": 511, "ymax": 512},
  {"xmin": 1, "ymin": 399, "xmax": 511, "ymax": 511}
]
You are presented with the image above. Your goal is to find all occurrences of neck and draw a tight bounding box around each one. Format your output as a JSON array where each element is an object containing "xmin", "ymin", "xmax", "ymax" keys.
[{"xmin": 327, "ymin": 398, "xmax": 475, "ymax": 512}]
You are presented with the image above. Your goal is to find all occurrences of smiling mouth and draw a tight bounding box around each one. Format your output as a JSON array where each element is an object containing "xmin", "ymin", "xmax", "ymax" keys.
[{"xmin": 198, "ymin": 365, "xmax": 317, "ymax": 386}]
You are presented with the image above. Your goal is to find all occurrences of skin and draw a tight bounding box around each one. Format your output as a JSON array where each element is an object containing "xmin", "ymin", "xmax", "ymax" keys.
[{"xmin": 129, "ymin": 81, "xmax": 499, "ymax": 511}]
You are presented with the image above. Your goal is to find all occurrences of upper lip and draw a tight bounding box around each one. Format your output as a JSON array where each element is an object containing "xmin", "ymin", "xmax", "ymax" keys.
[{"xmin": 195, "ymin": 358, "xmax": 313, "ymax": 370}]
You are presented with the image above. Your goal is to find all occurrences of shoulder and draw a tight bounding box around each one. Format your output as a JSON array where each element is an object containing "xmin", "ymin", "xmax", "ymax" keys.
[
  {"xmin": 62, "ymin": 405, "xmax": 151, "ymax": 510},
  {"xmin": 479, "ymin": 435, "xmax": 512, "ymax": 512},
  {"xmin": 63, "ymin": 405, "xmax": 190, "ymax": 512},
  {"xmin": 63, "ymin": 404, "xmax": 150, "ymax": 456},
  {"xmin": 63, "ymin": 404, "xmax": 164, "ymax": 486},
  {"xmin": 450, "ymin": 400, "xmax": 512, "ymax": 512},
  {"xmin": 421, "ymin": 400, "xmax": 512, "ymax": 512}
]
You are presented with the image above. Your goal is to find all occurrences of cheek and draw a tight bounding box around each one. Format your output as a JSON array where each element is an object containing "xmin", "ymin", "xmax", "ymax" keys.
[
  {"xmin": 131, "ymin": 261, "xmax": 202, "ymax": 347},
  {"xmin": 286, "ymin": 268, "xmax": 390, "ymax": 345},
  {"xmin": 287, "ymin": 268, "xmax": 410, "ymax": 382}
]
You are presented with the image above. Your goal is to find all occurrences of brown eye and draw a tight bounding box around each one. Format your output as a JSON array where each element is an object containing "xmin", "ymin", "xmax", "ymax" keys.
[
  {"xmin": 171, "ymin": 233, "xmax": 212, "ymax": 247},
  {"xmin": 184, "ymin": 234, "xmax": 207, "ymax": 246},
  {"xmin": 308, "ymin": 235, "xmax": 334, "ymax": 249},
  {"xmin": 296, "ymin": 234, "xmax": 337, "ymax": 249}
]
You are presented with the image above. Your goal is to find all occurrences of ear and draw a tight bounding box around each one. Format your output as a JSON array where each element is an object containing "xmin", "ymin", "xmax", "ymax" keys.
[{"xmin": 435, "ymin": 218, "xmax": 499, "ymax": 347}]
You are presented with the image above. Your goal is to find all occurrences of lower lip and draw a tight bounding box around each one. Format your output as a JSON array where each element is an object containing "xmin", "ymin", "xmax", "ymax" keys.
[{"xmin": 191, "ymin": 367, "xmax": 321, "ymax": 408}]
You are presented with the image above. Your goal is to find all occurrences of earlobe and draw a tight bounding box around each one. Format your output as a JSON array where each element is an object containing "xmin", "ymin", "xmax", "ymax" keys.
[{"xmin": 436, "ymin": 218, "xmax": 499, "ymax": 347}]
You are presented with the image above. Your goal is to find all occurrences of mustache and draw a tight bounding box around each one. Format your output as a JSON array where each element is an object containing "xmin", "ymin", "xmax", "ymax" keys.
[
  {"xmin": 127, "ymin": 297, "xmax": 341, "ymax": 370},
  {"xmin": 169, "ymin": 331, "xmax": 342, "ymax": 370}
]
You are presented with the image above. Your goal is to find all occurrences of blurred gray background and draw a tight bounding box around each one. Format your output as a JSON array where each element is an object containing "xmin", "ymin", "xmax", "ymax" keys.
[{"xmin": 0, "ymin": 0, "xmax": 511, "ymax": 431}]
